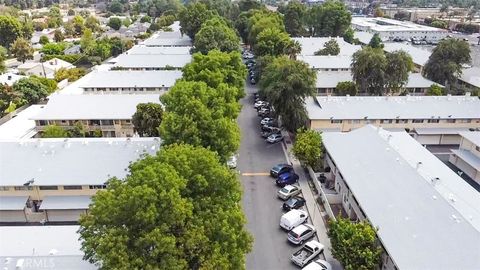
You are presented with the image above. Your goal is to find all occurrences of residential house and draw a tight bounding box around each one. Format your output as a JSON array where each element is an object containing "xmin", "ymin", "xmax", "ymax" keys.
[
  {"xmin": 0, "ymin": 73, "xmax": 25, "ymax": 86},
  {"xmin": 449, "ymin": 132, "xmax": 480, "ymax": 184},
  {"xmin": 17, "ymin": 58, "xmax": 74, "ymax": 79},
  {"xmin": 63, "ymin": 45, "xmax": 81, "ymax": 55}
]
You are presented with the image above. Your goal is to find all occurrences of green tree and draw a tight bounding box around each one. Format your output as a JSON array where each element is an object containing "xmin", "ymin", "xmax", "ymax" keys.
[
  {"xmin": 68, "ymin": 122, "xmax": 86, "ymax": 137},
  {"xmin": 0, "ymin": 15, "xmax": 23, "ymax": 48},
  {"xmin": 13, "ymin": 77, "xmax": 50, "ymax": 104},
  {"xmin": 179, "ymin": 2, "xmax": 218, "ymax": 39},
  {"xmin": 109, "ymin": 0, "xmax": 124, "ymax": 13},
  {"xmin": 39, "ymin": 35, "xmax": 49, "ymax": 45},
  {"xmin": 0, "ymin": 46, "xmax": 7, "ymax": 74},
  {"xmin": 80, "ymin": 29, "xmax": 95, "ymax": 54},
  {"xmin": 292, "ymin": 129, "xmax": 323, "ymax": 167},
  {"xmin": 351, "ymin": 47, "xmax": 386, "ymax": 95},
  {"xmin": 108, "ymin": 17, "xmax": 122, "ymax": 30},
  {"xmin": 182, "ymin": 50, "xmax": 247, "ymax": 99},
  {"xmin": 368, "ymin": 33, "xmax": 383, "ymax": 49},
  {"xmin": 374, "ymin": 7, "xmax": 384, "ymax": 17},
  {"xmin": 85, "ymin": 16, "xmax": 101, "ymax": 32},
  {"xmin": 0, "ymin": 83, "xmax": 22, "ymax": 114},
  {"xmin": 10, "ymin": 37, "xmax": 34, "ymax": 63},
  {"xmin": 67, "ymin": 9, "xmax": 75, "ymax": 16},
  {"xmin": 193, "ymin": 16, "xmax": 240, "ymax": 54},
  {"xmin": 283, "ymin": 0, "xmax": 307, "ymax": 37},
  {"xmin": 237, "ymin": 0, "xmax": 263, "ymax": 12},
  {"xmin": 259, "ymin": 56, "xmax": 316, "ymax": 132},
  {"xmin": 426, "ymin": 84, "xmax": 444, "ymax": 96},
  {"xmin": 41, "ymin": 42, "xmax": 67, "ymax": 55},
  {"xmin": 329, "ymin": 217, "xmax": 382, "ymax": 270},
  {"xmin": 248, "ymin": 10, "xmax": 284, "ymax": 46},
  {"xmin": 254, "ymin": 27, "xmax": 293, "ymax": 57},
  {"xmin": 48, "ymin": 6, "xmax": 62, "ymax": 28},
  {"xmin": 79, "ymin": 144, "xmax": 252, "ymax": 269},
  {"xmin": 132, "ymin": 102, "xmax": 164, "ymax": 137},
  {"xmin": 431, "ymin": 20, "xmax": 447, "ymax": 29},
  {"xmin": 385, "ymin": 50, "xmax": 413, "ymax": 93},
  {"xmin": 235, "ymin": 10, "xmax": 255, "ymax": 43},
  {"xmin": 54, "ymin": 67, "xmax": 86, "ymax": 82},
  {"xmin": 343, "ymin": 27, "xmax": 355, "ymax": 43},
  {"xmin": 159, "ymin": 81, "xmax": 241, "ymax": 160},
  {"xmin": 72, "ymin": 15, "xmax": 85, "ymax": 36},
  {"xmin": 42, "ymin": 125, "xmax": 68, "ymax": 138},
  {"xmin": 140, "ymin": 15, "xmax": 151, "ymax": 23},
  {"xmin": 307, "ymin": 0, "xmax": 351, "ymax": 37},
  {"xmin": 54, "ymin": 29, "xmax": 64, "ymax": 42},
  {"xmin": 123, "ymin": 18, "xmax": 132, "ymax": 27},
  {"xmin": 335, "ymin": 81, "xmax": 357, "ymax": 96},
  {"xmin": 314, "ymin": 39, "xmax": 340, "ymax": 56},
  {"xmin": 20, "ymin": 19, "xmax": 33, "ymax": 40},
  {"xmin": 423, "ymin": 38, "xmax": 471, "ymax": 88}
]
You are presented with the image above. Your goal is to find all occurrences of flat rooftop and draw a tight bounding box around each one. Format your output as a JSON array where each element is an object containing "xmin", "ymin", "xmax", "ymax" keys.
[
  {"xmin": 127, "ymin": 45, "xmax": 192, "ymax": 55},
  {"xmin": 0, "ymin": 138, "xmax": 160, "ymax": 186},
  {"xmin": 32, "ymin": 94, "xmax": 160, "ymax": 120},
  {"xmin": 383, "ymin": 42, "xmax": 432, "ymax": 66},
  {"xmin": 322, "ymin": 125, "xmax": 480, "ymax": 269},
  {"xmin": 40, "ymin": 195, "xmax": 92, "ymax": 210},
  {"xmin": 0, "ymin": 225, "xmax": 96, "ymax": 270},
  {"xmin": 460, "ymin": 131, "xmax": 480, "ymax": 146},
  {"xmin": 0, "ymin": 196, "xmax": 28, "ymax": 210},
  {"xmin": 113, "ymin": 54, "xmax": 192, "ymax": 68},
  {"xmin": 352, "ymin": 17, "xmax": 447, "ymax": 33},
  {"xmin": 292, "ymin": 37, "xmax": 361, "ymax": 56},
  {"xmin": 298, "ymin": 55, "xmax": 352, "ymax": 70},
  {"xmin": 0, "ymin": 105, "xmax": 43, "ymax": 139},
  {"xmin": 142, "ymin": 32, "xmax": 192, "ymax": 47},
  {"xmin": 306, "ymin": 95, "xmax": 480, "ymax": 120},
  {"xmin": 80, "ymin": 70, "xmax": 183, "ymax": 89},
  {"xmin": 460, "ymin": 67, "xmax": 480, "ymax": 88}
]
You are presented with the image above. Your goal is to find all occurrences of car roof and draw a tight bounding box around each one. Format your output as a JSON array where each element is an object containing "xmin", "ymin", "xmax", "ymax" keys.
[{"xmin": 283, "ymin": 185, "xmax": 297, "ymax": 191}]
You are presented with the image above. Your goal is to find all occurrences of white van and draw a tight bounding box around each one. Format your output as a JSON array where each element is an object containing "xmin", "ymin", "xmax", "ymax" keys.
[{"xmin": 280, "ymin": 209, "xmax": 308, "ymax": 230}]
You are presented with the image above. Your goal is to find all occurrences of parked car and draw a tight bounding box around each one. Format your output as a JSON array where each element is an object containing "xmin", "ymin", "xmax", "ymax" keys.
[
  {"xmin": 287, "ymin": 224, "xmax": 316, "ymax": 245},
  {"xmin": 261, "ymin": 128, "xmax": 281, "ymax": 138},
  {"xmin": 277, "ymin": 185, "xmax": 301, "ymax": 200},
  {"xmin": 280, "ymin": 209, "xmax": 308, "ymax": 231},
  {"xmin": 260, "ymin": 117, "xmax": 274, "ymax": 125},
  {"xmin": 270, "ymin": 163, "xmax": 294, "ymax": 177},
  {"xmin": 290, "ymin": 240, "xmax": 324, "ymax": 267},
  {"xmin": 302, "ymin": 259, "xmax": 332, "ymax": 270},
  {"xmin": 276, "ymin": 172, "xmax": 299, "ymax": 187},
  {"xmin": 266, "ymin": 133, "xmax": 283, "ymax": 143},
  {"xmin": 254, "ymin": 101, "xmax": 268, "ymax": 108},
  {"xmin": 258, "ymin": 110, "xmax": 271, "ymax": 118},
  {"xmin": 261, "ymin": 124, "xmax": 278, "ymax": 132},
  {"xmin": 227, "ymin": 155, "xmax": 237, "ymax": 169},
  {"xmin": 283, "ymin": 196, "xmax": 306, "ymax": 211},
  {"xmin": 250, "ymin": 78, "xmax": 256, "ymax": 85}
]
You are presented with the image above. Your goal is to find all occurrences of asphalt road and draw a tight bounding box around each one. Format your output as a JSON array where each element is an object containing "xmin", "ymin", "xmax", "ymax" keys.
[{"xmin": 238, "ymin": 82, "xmax": 300, "ymax": 270}]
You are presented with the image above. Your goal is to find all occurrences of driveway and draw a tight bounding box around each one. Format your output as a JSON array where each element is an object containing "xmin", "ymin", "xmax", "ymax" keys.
[{"xmin": 238, "ymin": 82, "xmax": 299, "ymax": 270}]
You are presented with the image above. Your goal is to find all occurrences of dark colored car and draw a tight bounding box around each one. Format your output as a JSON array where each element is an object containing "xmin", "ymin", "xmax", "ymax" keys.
[
  {"xmin": 283, "ymin": 196, "xmax": 306, "ymax": 211},
  {"xmin": 270, "ymin": 164, "xmax": 294, "ymax": 177},
  {"xmin": 261, "ymin": 128, "xmax": 281, "ymax": 138},
  {"xmin": 276, "ymin": 172, "xmax": 299, "ymax": 187},
  {"xmin": 261, "ymin": 123, "xmax": 278, "ymax": 131}
]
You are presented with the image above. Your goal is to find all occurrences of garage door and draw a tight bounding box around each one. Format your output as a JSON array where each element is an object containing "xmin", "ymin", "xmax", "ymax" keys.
[
  {"xmin": 416, "ymin": 135, "xmax": 441, "ymax": 145},
  {"xmin": 46, "ymin": 209, "xmax": 85, "ymax": 222}
]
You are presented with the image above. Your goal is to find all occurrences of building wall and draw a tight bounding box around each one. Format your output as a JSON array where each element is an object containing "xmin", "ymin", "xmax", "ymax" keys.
[
  {"xmin": 309, "ymin": 118, "xmax": 480, "ymax": 132},
  {"xmin": 316, "ymin": 87, "xmax": 429, "ymax": 96},
  {"xmin": 449, "ymin": 136, "xmax": 480, "ymax": 183},
  {"xmin": 460, "ymin": 137, "xmax": 480, "ymax": 159},
  {"xmin": 0, "ymin": 185, "xmax": 102, "ymax": 201},
  {"xmin": 35, "ymin": 119, "xmax": 135, "ymax": 137},
  {"xmin": 83, "ymin": 87, "xmax": 169, "ymax": 93},
  {"xmin": 0, "ymin": 210, "xmax": 27, "ymax": 222},
  {"xmin": 45, "ymin": 209, "xmax": 87, "ymax": 222}
]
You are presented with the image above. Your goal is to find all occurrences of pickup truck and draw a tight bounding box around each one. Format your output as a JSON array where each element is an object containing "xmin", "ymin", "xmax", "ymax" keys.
[{"xmin": 290, "ymin": 240, "xmax": 324, "ymax": 267}]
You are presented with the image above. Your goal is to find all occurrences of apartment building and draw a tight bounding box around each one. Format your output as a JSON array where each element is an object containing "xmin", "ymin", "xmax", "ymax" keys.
[
  {"xmin": 315, "ymin": 72, "xmax": 439, "ymax": 95},
  {"xmin": 458, "ymin": 67, "xmax": 480, "ymax": 93},
  {"xmin": 80, "ymin": 70, "xmax": 183, "ymax": 93},
  {"xmin": 0, "ymin": 137, "xmax": 160, "ymax": 223},
  {"xmin": 142, "ymin": 31, "xmax": 193, "ymax": 47},
  {"xmin": 305, "ymin": 94, "xmax": 480, "ymax": 144},
  {"xmin": 320, "ymin": 125, "xmax": 480, "ymax": 270},
  {"xmin": 32, "ymin": 94, "xmax": 161, "ymax": 137},
  {"xmin": 127, "ymin": 45, "xmax": 192, "ymax": 55},
  {"xmin": 292, "ymin": 37, "xmax": 361, "ymax": 56},
  {"xmin": 112, "ymin": 54, "xmax": 192, "ymax": 70},
  {"xmin": 449, "ymin": 132, "xmax": 480, "ymax": 183},
  {"xmin": 298, "ymin": 55, "xmax": 352, "ymax": 71}
]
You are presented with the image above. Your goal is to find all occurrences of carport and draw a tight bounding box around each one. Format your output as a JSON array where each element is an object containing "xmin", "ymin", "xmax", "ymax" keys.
[
  {"xmin": 413, "ymin": 128, "xmax": 471, "ymax": 145},
  {"xmin": 0, "ymin": 196, "xmax": 29, "ymax": 223},
  {"xmin": 40, "ymin": 196, "xmax": 91, "ymax": 223}
]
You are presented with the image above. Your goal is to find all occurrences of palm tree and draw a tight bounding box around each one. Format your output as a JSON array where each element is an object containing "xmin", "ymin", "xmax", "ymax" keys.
[{"xmin": 286, "ymin": 40, "xmax": 302, "ymax": 60}]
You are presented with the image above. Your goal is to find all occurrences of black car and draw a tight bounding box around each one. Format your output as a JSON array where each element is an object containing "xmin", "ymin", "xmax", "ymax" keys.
[
  {"xmin": 283, "ymin": 196, "xmax": 306, "ymax": 211},
  {"xmin": 270, "ymin": 163, "xmax": 294, "ymax": 177},
  {"xmin": 261, "ymin": 128, "xmax": 281, "ymax": 138}
]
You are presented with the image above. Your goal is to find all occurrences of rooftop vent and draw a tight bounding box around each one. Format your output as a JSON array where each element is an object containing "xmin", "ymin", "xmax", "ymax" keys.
[{"xmin": 416, "ymin": 161, "xmax": 422, "ymax": 170}]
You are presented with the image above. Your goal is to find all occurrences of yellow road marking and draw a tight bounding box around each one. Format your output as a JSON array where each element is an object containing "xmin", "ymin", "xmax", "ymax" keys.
[{"xmin": 241, "ymin": 172, "xmax": 270, "ymax": 176}]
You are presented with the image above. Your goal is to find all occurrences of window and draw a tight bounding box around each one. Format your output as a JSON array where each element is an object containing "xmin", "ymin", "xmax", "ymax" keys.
[
  {"xmin": 0, "ymin": 186, "xmax": 10, "ymax": 191},
  {"xmin": 353, "ymin": 120, "xmax": 361, "ymax": 124},
  {"xmin": 89, "ymin": 185, "xmax": 107, "ymax": 190},
  {"xmin": 39, "ymin": 186, "xmax": 58, "ymax": 190},
  {"xmin": 427, "ymin": 119, "xmax": 439, "ymax": 123},
  {"xmin": 446, "ymin": 119, "xmax": 456, "ymax": 123},
  {"xmin": 14, "ymin": 186, "xmax": 33, "ymax": 191},
  {"xmin": 38, "ymin": 120, "xmax": 48, "ymax": 126},
  {"xmin": 412, "ymin": 119, "xmax": 424, "ymax": 123},
  {"xmin": 395, "ymin": 119, "xmax": 408, "ymax": 124},
  {"xmin": 380, "ymin": 119, "xmax": 393, "ymax": 124},
  {"xmin": 63, "ymin": 185, "xmax": 83, "ymax": 190},
  {"xmin": 331, "ymin": 120, "xmax": 343, "ymax": 124},
  {"xmin": 459, "ymin": 119, "xmax": 472, "ymax": 123},
  {"xmin": 101, "ymin": 120, "xmax": 114, "ymax": 125}
]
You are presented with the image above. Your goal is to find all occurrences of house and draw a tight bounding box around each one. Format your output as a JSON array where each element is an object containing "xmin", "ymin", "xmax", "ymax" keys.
[
  {"xmin": 31, "ymin": 94, "xmax": 161, "ymax": 137},
  {"xmin": 314, "ymin": 71, "xmax": 439, "ymax": 95},
  {"xmin": 112, "ymin": 54, "xmax": 192, "ymax": 70},
  {"xmin": 292, "ymin": 37, "xmax": 361, "ymax": 56},
  {"xmin": 17, "ymin": 58, "xmax": 74, "ymax": 79},
  {"xmin": 127, "ymin": 45, "xmax": 192, "ymax": 55},
  {"xmin": 0, "ymin": 225, "xmax": 96, "ymax": 269},
  {"xmin": 63, "ymin": 44, "xmax": 81, "ymax": 55},
  {"xmin": 80, "ymin": 70, "xmax": 182, "ymax": 93},
  {"xmin": 305, "ymin": 94, "xmax": 480, "ymax": 144},
  {"xmin": 0, "ymin": 137, "xmax": 160, "ymax": 223},
  {"xmin": 0, "ymin": 72, "xmax": 25, "ymax": 86},
  {"xmin": 0, "ymin": 105, "xmax": 44, "ymax": 139},
  {"xmin": 320, "ymin": 125, "xmax": 480, "ymax": 270},
  {"xmin": 449, "ymin": 132, "xmax": 480, "ymax": 184},
  {"xmin": 298, "ymin": 55, "xmax": 352, "ymax": 71},
  {"xmin": 30, "ymin": 29, "xmax": 55, "ymax": 45}
]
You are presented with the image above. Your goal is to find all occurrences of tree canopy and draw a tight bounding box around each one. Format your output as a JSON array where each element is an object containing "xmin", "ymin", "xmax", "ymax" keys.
[
  {"xmin": 292, "ymin": 129, "xmax": 323, "ymax": 167},
  {"xmin": 307, "ymin": 0, "xmax": 351, "ymax": 37},
  {"xmin": 193, "ymin": 16, "xmax": 240, "ymax": 54},
  {"xmin": 314, "ymin": 39, "xmax": 340, "ymax": 56},
  {"xmin": 13, "ymin": 77, "xmax": 52, "ymax": 104},
  {"xmin": 79, "ymin": 144, "xmax": 252, "ymax": 269},
  {"xmin": 179, "ymin": 2, "xmax": 218, "ymax": 39},
  {"xmin": 132, "ymin": 102, "xmax": 164, "ymax": 137},
  {"xmin": 42, "ymin": 125, "xmax": 68, "ymax": 138},
  {"xmin": 282, "ymin": 0, "xmax": 307, "ymax": 37},
  {"xmin": 384, "ymin": 50, "xmax": 413, "ymax": 93},
  {"xmin": 10, "ymin": 37, "xmax": 34, "ymax": 63},
  {"xmin": 253, "ymin": 27, "xmax": 293, "ymax": 57},
  {"xmin": 0, "ymin": 15, "xmax": 23, "ymax": 48},
  {"xmin": 335, "ymin": 81, "xmax": 357, "ymax": 96},
  {"xmin": 368, "ymin": 33, "xmax": 383, "ymax": 49},
  {"xmin": 108, "ymin": 17, "xmax": 123, "ymax": 30}
]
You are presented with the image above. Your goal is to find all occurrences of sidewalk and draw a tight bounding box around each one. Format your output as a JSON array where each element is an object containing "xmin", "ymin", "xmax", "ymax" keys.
[{"xmin": 281, "ymin": 132, "xmax": 343, "ymax": 270}]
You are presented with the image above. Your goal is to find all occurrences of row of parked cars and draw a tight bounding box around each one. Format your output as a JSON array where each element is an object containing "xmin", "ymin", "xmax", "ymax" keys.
[
  {"xmin": 270, "ymin": 164, "xmax": 331, "ymax": 269},
  {"xmin": 254, "ymin": 95, "xmax": 285, "ymax": 144}
]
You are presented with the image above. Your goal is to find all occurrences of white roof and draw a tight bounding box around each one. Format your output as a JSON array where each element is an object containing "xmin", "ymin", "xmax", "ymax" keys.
[
  {"xmin": 127, "ymin": 45, "xmax": 192, "ymax": 55},
  {"xmin": 0, "ymin": 73, "xmax": 25, "ymax": 86},
  {"xmin": 40, "ymin": 195, "xmax": 91, "ymax": 210},
  {"xmin": 322, "ymin": 125, "xmax": 480, "ymax": 269},
  {"xmin": 414, "ymin": 128, "xmax": 471, "ymax": 135},
  {"xmin": 298, "ymin": 55, "xmax": 352, "ymax": 70},
  {"xmin": 292, "ymin": 37, "xmax": 361, "ymax": 56},
  {"xmin": 452, "ymin": 149, "xmax": 480, "ymax": 171},
  {"xmin": 0, "ymin": 196, "xmax": 28, "ymax": 210},
  {"xmin": 353, "ymin": 31, "xmax": 374, "ymax": 44},
  {"xmin": 460, "ymin": 131, "xmax": 480, "ymax": 146},
  {"xmin": 0, "ymin": 138, "xmax": 161, "ymax": 186},
  {"xmin": 114, "ymin": 54, "xmax": 192, "ymax": 68},
  {"xmin": 143, "ymin": 32, "xmax": 192, "ymax": 47},
  {"xmin": 0, "ymin": 226, "xmax": 96, "ymax": 270},
  {"xmin": 32, "ymin": 94, "xmax": 160, "ymax": 120},
  {"xmin": 352, "ymin": 17, "xmax": 448, "ymax": 33},
  {"xmin": 383, "ymin": 43, "xmax": 432, "ymax": 66},
  {"xmin": 315, "ymin": 72, "xmax": 437, "ymax": 89},
  {"xmin": 0, "ymin": 105, "xmax": 43, "ymax": 139},
  {"xmin": 460, "ymin": 67, "xmax": 480, "ymax": 88},
  {"xmin": 41, "ymin": 58, "xmax": 74, "ymax": 70},
  {"xmin": 306, "ymin": 95, "xmax": 480, "ymax": 120},
  {"xmin": 80, "ymin": 70, "xmax": 183, "ymax": 88}
]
